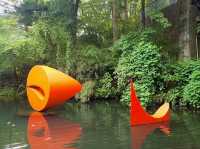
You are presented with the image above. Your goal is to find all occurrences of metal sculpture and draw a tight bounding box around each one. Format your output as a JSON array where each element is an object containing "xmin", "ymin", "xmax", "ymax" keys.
[
  {"xmin": 26, "ymin": 65, "xmax": 82, "ymax": 111},
  {"xmin": 130, "ymin": 80, "xmax": 170, "ymax": 126}
]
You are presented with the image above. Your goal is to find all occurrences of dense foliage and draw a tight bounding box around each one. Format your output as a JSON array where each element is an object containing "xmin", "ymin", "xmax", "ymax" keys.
[
  {"xmin": 0, "ymin": 0, "xmax": 200, "ymax": 110},
  {"xmin": 115, "ymin": 30, "xmax": 165, "ymax": 106},
  {"xmin": 183, "ymin": 70, "xmax": 200, "ymax": 109},
  {"xmin": 164, "ymin": 60, "xmax": 200, "ymax": 108}
]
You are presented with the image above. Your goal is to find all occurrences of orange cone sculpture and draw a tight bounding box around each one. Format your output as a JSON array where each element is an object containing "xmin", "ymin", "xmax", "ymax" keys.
[
  {"xmin": 130, "ymin": 80, "xmax": 170, "ymax": 126},
  {"xmin": 26, "ymin": 65, "xmax": 82, "ymax": 111}
]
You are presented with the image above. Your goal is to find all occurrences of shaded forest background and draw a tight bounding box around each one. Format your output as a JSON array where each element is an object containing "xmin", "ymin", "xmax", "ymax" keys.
[{"xmin": 1, "ymin": 0, "xmax": 200, "ymax": 109}]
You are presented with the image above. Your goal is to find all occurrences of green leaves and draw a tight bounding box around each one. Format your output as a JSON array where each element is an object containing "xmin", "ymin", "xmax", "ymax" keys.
[
  {"xmin": 149, "ymin": 11, "xmax": 171, "ymax": 29},
  {"xmin": 183, "ymin": 71, "xmax": 200, "ymax": 109},
  {"xmin": 0, "ymin": 16, "xmax": 40, "ymax": 72},
  {"xmin": 164, "ymin": 60, "xmax": 200, "ymax": 108},
  {"xmin": 79, "ymin": 0, "xmax": 113, "ymax": 46},
  {"xmin": 96, "ymin": 72, "xmax": 115, "ymax": 98},
  {"xmin": 115, "ymin": 29, "xmax": 165, "ymax": 107},
  {"xmin": 17, "ymin": 0, "xmax": 49, "ymax": 26},
  {"xmin": 30, "ymin": 19, "xmax": 70, "ymax": 68}
]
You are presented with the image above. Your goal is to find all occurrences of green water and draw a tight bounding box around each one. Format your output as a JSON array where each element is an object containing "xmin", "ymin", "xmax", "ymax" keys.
[{"xmin": 0, "ymin": 101, "xmax": 200, "ymax": 149}]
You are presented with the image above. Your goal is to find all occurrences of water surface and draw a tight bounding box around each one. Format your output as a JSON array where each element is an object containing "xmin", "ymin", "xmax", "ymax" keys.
[{"xmin": 0, "ymin": 101, "xmax": 200, "ymax": 149}]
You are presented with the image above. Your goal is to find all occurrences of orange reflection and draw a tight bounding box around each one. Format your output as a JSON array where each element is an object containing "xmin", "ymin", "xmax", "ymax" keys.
[
  {"xmin": 131, "ymin": 122, "xmax": 171, "ymax": 149},
  {"xmin": 27, "ymin": 112, "xmax": 82, "ymax": 149}
]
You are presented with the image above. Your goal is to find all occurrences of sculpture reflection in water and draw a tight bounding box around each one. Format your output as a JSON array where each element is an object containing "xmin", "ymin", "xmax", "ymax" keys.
[
  {"xmin": 27, "ymin": 112, "xmax": 82, "ymax": 149},
  {"xmin": 131, "ymin": 122, "xmax": 171, "ymax": 149}
]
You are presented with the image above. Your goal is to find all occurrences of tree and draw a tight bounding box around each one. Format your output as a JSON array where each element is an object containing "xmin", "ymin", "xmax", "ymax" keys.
[
  {"xmin": 79, "ymin": 0, "xmax": 113, "ymax": 46},
  {"xmin": 112, "ymin": 0, "xmax": 118, "ymax": 42},
  {"xmin": 141, "ymin": 0, "xmax": 145, "ymax": 28},
  {"xmin": 17, "ymin": 0, "xmax": 80, "ymax": 44},
  {"xmin": 68, "ymin": 0, "xmax": 80, "ymax": 43},
  {"xmin": 124, "ymin": 0, "xmax": 128, "ymax": 20},
  {"xmin": 16, "ymin": 0, "xmax": 48, "ymax": 27}
]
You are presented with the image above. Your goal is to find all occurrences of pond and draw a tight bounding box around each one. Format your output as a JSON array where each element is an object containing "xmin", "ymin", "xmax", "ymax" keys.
[{"xmin": 0, "ymin": 101, "xmax": 200, "ymax": 149}]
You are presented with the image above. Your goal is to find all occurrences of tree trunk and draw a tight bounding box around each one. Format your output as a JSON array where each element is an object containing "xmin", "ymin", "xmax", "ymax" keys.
[
  {"xmin": 124, "ymin": 0, "xmax": 128, "ymax": 20},
  {"xmin": 141, "ymin": 0, "xmax": 145, "ymax": 28},
  {"xmin": 112, "ymin": 0, "xmax": 118, "ymax": 42},
  {"xmin": 177, "ymin": 0, "xmax": 198, "ymax": 59},
  {"xmin": 68, "ymin": 0, "xmax": 80, "ymax": 44}
]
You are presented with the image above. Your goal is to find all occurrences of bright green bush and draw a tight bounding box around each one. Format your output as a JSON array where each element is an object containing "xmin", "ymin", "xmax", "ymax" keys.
[
  {"xmin": 120, "ymin": 82, "xmax": 152, "ymax": 107},
  {"xmin": 183, "ymin": 71, "xmax": 200, "ymax": 108},
  {"xmin": 115, "ymin": 30, "xmax": 165, "ymax": 106}
]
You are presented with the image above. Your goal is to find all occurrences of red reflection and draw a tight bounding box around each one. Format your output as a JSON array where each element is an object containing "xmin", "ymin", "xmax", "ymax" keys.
[
  {"xmin": 131, "ymin": 122, "xmax": 170, "ymax": 149},
  {"xmin": 27, "ymin": 112, "xmax": 82, "ymax": 149}
]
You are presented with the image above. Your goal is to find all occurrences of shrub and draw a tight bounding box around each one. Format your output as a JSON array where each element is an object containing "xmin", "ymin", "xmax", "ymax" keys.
[
  {"xmin": 96, "ymin": 72, "xmax": 115, "ymax": 98},
  {"xmin": 164, "ymin": 60, "xmax": 200, "ymax": 104},
  {"xmin": 183, "ymin": 71, "xmax": 200, "ymax": 109},
  {"xmin": 120, "ymin": 82, "xmax": 152, "ymax": 107},
  {"xmin": 115, "ymin": 31, "xmax": 165, "ymax": 106}
]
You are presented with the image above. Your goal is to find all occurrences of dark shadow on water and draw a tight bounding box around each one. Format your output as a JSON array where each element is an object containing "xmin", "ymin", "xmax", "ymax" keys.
[{"xmin": 27, "ymin": 112, "xmax": 82, "ymax": 149}]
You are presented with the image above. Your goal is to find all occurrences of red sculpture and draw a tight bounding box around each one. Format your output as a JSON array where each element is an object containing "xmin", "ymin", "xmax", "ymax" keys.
[{"xmin": 130, "ymin": 80, "xmax": 170, "ymax": 126}]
